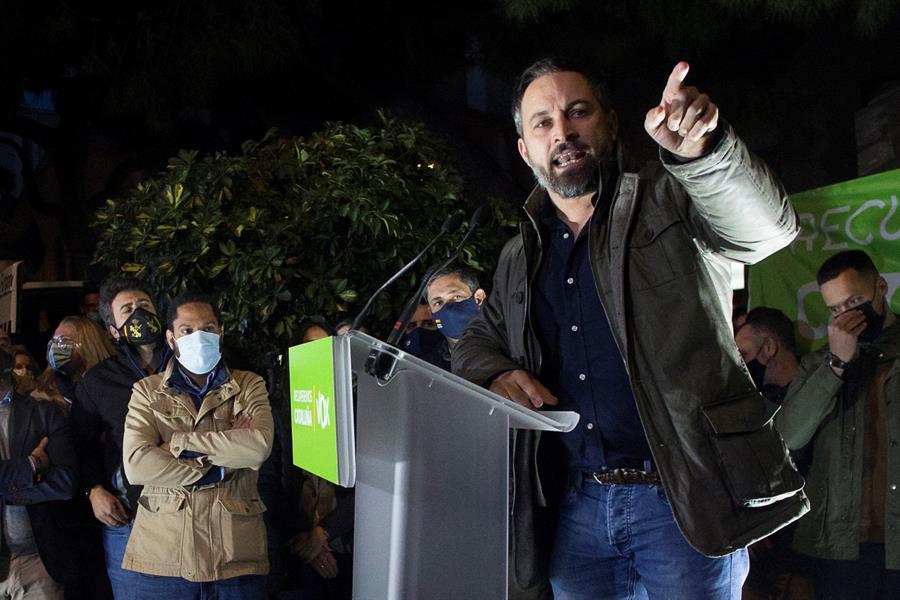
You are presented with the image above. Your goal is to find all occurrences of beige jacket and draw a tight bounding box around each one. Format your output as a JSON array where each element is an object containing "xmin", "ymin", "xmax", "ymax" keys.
[{"xmin": 122, "ymin": 361, "xmax": 274, "ymax": 581}]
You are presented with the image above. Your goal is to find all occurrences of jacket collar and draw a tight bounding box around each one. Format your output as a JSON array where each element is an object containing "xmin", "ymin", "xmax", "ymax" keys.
[
  {"xmin": 156, "ymin": 358, "xmax": 240, "ymax": 420},
  {"xmin": 522, "ymin": 141, "xmax": 638, "ymax": 228}
]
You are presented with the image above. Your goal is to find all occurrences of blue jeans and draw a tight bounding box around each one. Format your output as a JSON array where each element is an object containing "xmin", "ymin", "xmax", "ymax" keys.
[
  {"xmin": 103, "ymin": 522, "xmax": 141, "ymax": 600},
  {"xmin": 549, "ymin": 481, "xmax": 749, "ymax": 600},
  {"xmin": 133, "ymin": 573, "xmax": 266, "ymax": 600}
]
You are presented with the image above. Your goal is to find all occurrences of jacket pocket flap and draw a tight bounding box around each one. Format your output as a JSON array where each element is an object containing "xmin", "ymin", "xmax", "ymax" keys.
[
  {"xmin": 701, "ymin": 392, "xmax": 768, "ymax": 434},
  {"xmin": 629, "ymin": 210, "xmax": 681, "ymax": 248},
  {"xmin": 148, "ymin": 398, "xmax": 191, "ymax": 417},
  {"xmin": 218, "ymin": 497, "xmax": 267, "ymax": 516},
  {"xmin": 138, "ymin": 495, "xmax": 185, "ymax": 513}
]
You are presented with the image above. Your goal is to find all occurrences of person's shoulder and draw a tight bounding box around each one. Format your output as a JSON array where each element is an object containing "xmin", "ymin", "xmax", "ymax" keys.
[
  {"xmin": 229, "ymin": 368, "xmax": 264, "ymax": 387},
  {"xmin": 16, "ymin": 392, "xmax": 65, "ymax": 418},
  {"xmin": 81, "ymin": 349, "xmax": 128, "ymax": 383},
  {"xmin": 499, "ymin": 232, "xmax": 525, "ymax": 262}
]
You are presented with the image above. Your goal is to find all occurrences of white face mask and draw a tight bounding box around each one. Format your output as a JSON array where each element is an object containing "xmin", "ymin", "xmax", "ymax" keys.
[
  {"xmin": 174, "ymin": 330, "xmax": 222, "ymax": 374},
  {"xmin": 12, "ymin": 367, "xmax": 30, "ymax": 378}
]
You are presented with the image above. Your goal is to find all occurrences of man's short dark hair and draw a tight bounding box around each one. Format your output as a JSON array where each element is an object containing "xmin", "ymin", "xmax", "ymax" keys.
[
  {"xmin": 424, "ymin": 265, "xmax": 481, "ymax": 300},
  {"xmin": 167, "ymin": 290, "xmax": 220, "ymax": 329},
  {"xmin": 512, "ymin": 57, "xmax": 611, "ymax": 137},
  {"xmin": 743, "ymin": 307, "xmax": 797, "ymax": 355},
  {"xmin": 816, "ymin": 250, "xmax": 878, "ymax": 286},
  {"xmin": 99, "ymin": 276, "xmax": 155, "ymax": 328}
]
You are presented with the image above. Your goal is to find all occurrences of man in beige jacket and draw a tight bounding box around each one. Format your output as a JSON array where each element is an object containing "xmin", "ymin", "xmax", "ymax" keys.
[{"xmin": 122, "ymin": 291, "xmax": 273, "ymax": 599}]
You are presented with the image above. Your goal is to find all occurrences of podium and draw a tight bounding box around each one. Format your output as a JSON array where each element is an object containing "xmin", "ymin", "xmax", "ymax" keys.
[{"xmin": 289, "ymin": 331, "xmax": 579, "ymax": 600}]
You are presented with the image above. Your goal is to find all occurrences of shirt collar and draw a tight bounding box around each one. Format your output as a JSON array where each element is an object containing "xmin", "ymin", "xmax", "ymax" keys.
[{"xmin": 167, "ymin": 361, "xmax": 229, "ymax": 398}]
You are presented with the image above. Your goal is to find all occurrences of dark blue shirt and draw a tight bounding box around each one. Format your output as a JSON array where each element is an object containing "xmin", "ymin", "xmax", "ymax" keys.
[{"xmin": 532, "ymin": 197, "xmax": 653, "ymax": 472}]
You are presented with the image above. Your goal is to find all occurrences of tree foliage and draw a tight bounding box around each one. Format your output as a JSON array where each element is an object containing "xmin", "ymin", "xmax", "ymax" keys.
[{"xmin": 93, "ymin": 112, "xmax": 518, "ymax": 366}]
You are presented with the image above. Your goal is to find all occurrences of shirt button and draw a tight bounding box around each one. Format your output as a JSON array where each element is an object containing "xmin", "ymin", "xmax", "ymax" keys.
[
  {"xmin": 567, "ymin": 277, "xmax": 574, "ymax": 284},
  {"xmin": 571, "ymin": 325, "xmax": 578, "ymax": 332},
  {"xmin": 892, "ymin": 484, "xmax": 898, "ymax": 491},
  {"xmin": 563, "ymin": 232, "xmax": 570, "ymax": 239},
  {"xmin": 578, "ymin": 373, "xmax": 586, "ymax": 381},
  {"xmin": 586, "ymin": 423, "xmax": 594, "ymax": 430}
]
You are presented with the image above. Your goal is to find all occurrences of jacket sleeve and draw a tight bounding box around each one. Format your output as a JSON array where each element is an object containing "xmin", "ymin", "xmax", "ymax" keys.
[
  {"xmin": 72, "ymin": 376, "xmax": 108, "ymax": 491},
  {"xmin": 774, "ymin": 351, "xmax": 843, "ymax": 449},
  {"xmin": 123, "ymin": 382, "xmax": 211, "ymax": 487},
  {"xmin": 452, "ymin": 238, "xmax": 527, "ymax": 386},
  {"xmin": 167, "ymin": 374, "xmax": 274, "ymax": 470},
  {"xmin": 661, "ymin": 123, "xmax": 799, "ymax": 265},
  {"xmin": 3, "ymin": 401, "xmax": 78, "ymax": 504}
]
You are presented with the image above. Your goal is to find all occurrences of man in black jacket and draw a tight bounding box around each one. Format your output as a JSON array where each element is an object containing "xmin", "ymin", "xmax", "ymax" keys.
[
  {"xmin": 453, "ymin": 58, "xmax": 806, "ymax": 600},
  {"xmin": 71, "ymin": 276, "xmax": 170, "ymax": 600},
  {"xmin": 0, "ymin": 348, "xmax": 77, "ymax": 599}
]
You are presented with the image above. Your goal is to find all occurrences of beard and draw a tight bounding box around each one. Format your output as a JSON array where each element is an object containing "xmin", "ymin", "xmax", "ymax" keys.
[{"xmin": 528, "ymin": 141, "xmax": 601, "ymax": 199}]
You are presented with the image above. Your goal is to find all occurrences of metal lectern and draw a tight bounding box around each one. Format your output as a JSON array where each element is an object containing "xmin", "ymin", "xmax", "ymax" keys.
[{"xmin": 317, "ymin": 331, "xmax": 578, "ymax": 600}]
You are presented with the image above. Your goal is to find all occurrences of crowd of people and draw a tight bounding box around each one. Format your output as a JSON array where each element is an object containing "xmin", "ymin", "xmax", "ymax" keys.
[{"xmin": 1, "ymin": 56, "xmax": 897, "ymax": 600}]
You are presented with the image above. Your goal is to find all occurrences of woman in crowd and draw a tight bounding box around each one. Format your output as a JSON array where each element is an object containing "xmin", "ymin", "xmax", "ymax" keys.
[{"xmin": 31, "ymin": 315, "xmax": 114, "ymax": 412}]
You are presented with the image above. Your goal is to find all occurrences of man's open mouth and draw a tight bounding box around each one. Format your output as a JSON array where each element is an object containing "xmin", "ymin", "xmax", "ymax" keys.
[{"xmin": 553, "ymin": 149, "xmax": 587, "ymax": 170}]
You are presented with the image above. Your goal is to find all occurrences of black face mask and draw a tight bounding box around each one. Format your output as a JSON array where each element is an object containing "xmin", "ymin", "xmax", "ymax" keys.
[
  {"xmin": 855, "ymin": 300, "xmax": 886, "ymax": 343},
  {"xmin": 402, "ymin": 327, "xmax": 444, "ymax": 357},
  {"xmin": 760, "ymin": 383, "xmax": 788, "ymax": 405},
  {"xmin": 746, "ymin": 356, "xmax": 767, "ymax": 389},
  {"xmin": 118, "ymin": 307, "xmax": 163, "ymax": 346}
]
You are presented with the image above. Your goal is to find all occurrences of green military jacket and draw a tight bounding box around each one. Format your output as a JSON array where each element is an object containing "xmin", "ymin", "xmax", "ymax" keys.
[{"xmin": 777, "ymin": 316, "xmax": 900, "ymax": 568}]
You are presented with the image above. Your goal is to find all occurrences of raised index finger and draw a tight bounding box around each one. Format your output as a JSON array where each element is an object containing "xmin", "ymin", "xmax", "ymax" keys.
[{"xmin": 661, "ymin": 61, "xmax": 690, "ymax": 105}]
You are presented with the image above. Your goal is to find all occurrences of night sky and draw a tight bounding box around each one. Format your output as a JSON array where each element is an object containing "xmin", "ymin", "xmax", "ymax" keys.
[{"xmin": 3, "ymin": 0, "xmax": 900, "ymax": 279}]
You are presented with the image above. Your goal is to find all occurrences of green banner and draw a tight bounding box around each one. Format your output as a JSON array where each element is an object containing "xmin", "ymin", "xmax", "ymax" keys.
[
  {"xmin": 750, "ymin": 168, "xmax": 900, "ymax": 353},
  {"xmin": 288, "ymin": 337, "xmax": 339, "ymax": 484}
]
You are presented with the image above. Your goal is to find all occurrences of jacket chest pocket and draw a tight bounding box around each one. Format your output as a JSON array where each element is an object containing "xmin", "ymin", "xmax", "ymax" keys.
[
  {"xmin": 149, "ymin": 399, "xmax": 195, "ymax": 436},
  {"xmin": 212, "ymin": 403, "xmax": 235, "ymax": 431},
  {"xmin": 627, "ymin": 210, "xmax": 697, "ymax": 291}
]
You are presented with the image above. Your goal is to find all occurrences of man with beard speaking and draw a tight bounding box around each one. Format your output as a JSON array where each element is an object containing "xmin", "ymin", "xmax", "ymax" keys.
[{"xmin": 452, "ymin": 58, "xmax": 809, "ymax": 599}]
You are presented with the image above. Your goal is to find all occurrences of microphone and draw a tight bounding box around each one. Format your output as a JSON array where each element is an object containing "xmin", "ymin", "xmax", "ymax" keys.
[
  {"xmin": 385, "ymin": 204, "xmax": 491, "ymax": 347},
  {"xmin": 350, "ymin": 212, "xmax": 464, "ymax": 332}
]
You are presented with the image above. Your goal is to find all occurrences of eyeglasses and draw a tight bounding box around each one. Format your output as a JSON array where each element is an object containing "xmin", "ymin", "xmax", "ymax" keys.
[{"xmin": 48, "ymin": 336, "xmax": 81, "ymax": 350}]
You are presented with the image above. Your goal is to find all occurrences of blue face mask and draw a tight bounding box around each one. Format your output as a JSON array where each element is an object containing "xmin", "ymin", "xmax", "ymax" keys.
[
  {"xmin": 433, "ymin": 297, "xmax": 480, "ymax": 340},
  {"xmin": 403, "ymin": 327, "xmax": 444, "ymax": 356}
]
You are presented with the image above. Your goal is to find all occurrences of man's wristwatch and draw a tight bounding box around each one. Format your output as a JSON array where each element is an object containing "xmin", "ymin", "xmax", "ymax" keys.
[{"xmin": 827, "ymin": 353, "xmax": 852, "ymax": 371}]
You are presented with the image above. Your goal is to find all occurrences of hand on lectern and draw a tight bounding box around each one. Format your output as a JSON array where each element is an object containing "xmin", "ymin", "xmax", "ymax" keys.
[{"xmin": 490, "ymin": 369, "xmax": 558, "ymax": 410}]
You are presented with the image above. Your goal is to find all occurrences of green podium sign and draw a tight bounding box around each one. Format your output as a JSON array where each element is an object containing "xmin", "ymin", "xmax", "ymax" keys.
[{"xmin": 288, "ymin": 337, "xmax": 341, "ymax": 484}]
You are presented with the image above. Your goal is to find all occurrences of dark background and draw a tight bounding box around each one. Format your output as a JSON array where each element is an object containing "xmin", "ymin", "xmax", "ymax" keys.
[{"xmin": 2, "ymin": 0, "xmax": 900, "ymax": 282}]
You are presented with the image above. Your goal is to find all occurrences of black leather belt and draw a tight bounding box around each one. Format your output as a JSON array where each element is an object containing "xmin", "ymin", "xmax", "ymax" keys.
[{"xmin": 586, "ymin": 468, "xmax": 661, "ymax": 486}]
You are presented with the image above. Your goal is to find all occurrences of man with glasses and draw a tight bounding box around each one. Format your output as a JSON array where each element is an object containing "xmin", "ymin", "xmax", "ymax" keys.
[{"xmin": 777, "ymin": 249, "xmax": 900, "ymax": 598}]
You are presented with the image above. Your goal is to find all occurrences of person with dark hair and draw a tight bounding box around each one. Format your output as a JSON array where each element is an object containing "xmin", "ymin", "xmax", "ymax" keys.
[
  {"xmin": 735, "ymin": 308, "xmax": 812, "ymax": 600},
  {"xmin": 81, "ymin": 286, "xmax": 102, "ymax": 324},
  {"xmin": 121, "ymin": 291, "xmax": 273, "ymax": 597},
  {"xmin": 71, "ymin": 276, "xmax": 171, "ymax": 599},
  {"xmin": 422, "ymin": 264, "xmax": 487, "ymax": 370},
  {"xmin": 453, "ymin": 57, "xmax": 806, "ymax": 600},
  {"xmin": 776, "ymin": 249, "xmax": 899, "ymax": 598},
  {"xmin": 0, "ymin": 348, "xmax": 77, "ymax": 600},
  {"xmin": 297, "ymin": 319, "xmax": 336, "ymax": 344},
  {"xmin": 735, "ymin": 307, "xmax": 800, "ymax": 404}
]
